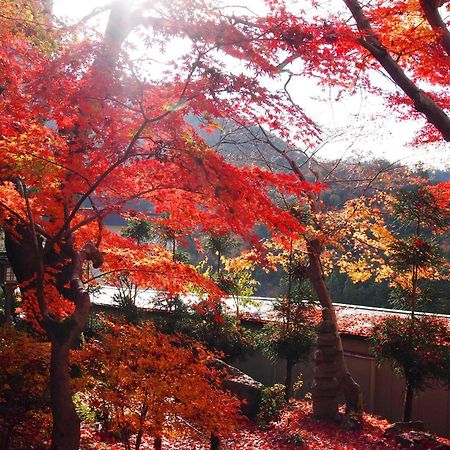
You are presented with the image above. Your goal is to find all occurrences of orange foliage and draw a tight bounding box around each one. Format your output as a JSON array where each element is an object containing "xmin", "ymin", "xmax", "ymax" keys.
[{"xmin": 77, "ymin": 322, "xmax": 240, "ymax": 449}]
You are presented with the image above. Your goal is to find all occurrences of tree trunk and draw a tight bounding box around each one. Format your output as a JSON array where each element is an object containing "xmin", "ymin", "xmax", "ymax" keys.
[
  {"xmin": 307, "ymin": 239, "xmax": 363, "ymax": 416},
  {"xmin": 285, "ymin": 358, "xmax": 294, "ymax": 400},
  {"xmin": 210, "ymin": 434, "xmax": 220, "ymax": 450},
  {"xmin": 343, "ymin": 0, "xmax": 450, "ymax": 141},
  {"xmin": 154, "ymin": 436, "xmax": 162, "ymax": 450},
  {"xmin": 3, "ymin": 284, "xmax": 14, "ymax": 326},
  {"xmin": 403, "ymin": 383, "xmax": 414, "ymax": 422},
  {"xmin": 0, "ymin": 422, "xmax": 14, "ymax": 450},
  {"xmin": 50, "ymin": 340, "xmax": 80, "ymax": 450},
  {"xmin": 135, "ymin": 431, "xmax": 143, "ymax": 450}
]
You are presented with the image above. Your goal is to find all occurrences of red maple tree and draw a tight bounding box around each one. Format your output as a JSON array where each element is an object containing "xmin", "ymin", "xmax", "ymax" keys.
[{"xmin": 1, "ymin": 1, "xmax": 448, "ymax": 448}]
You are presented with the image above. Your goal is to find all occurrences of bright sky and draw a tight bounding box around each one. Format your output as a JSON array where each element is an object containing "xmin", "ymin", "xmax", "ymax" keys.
[{"xmin": 53, "ymin": 0, "xmax": 449, "ymax": 170}]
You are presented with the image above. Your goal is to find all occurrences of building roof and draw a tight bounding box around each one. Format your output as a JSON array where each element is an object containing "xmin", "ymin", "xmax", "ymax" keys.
[{"xmin": 91, "ymin": 286, "xmax": 450, "ymax": 338}]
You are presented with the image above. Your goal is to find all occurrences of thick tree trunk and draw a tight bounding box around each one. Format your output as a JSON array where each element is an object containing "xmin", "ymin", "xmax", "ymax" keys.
[
  {"xmin": 50, "ymin": 340, "xmax": 80, "ymax": 450},
  {"xmin": 307, "ymin": 239, "xmax": 363, "ymax": 416},
  {"xmin": 6, "ymin": 230, "xmax": 102, "ymax": 450},
  {"xmin": 403, "ymin": 383, "xmax": 414, "ymax": 422},
  {"xmin": 285, "ymin": 358, "xmax": 294, "ymax": 400}
]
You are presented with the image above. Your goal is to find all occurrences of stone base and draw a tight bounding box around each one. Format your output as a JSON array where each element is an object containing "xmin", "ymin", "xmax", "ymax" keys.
[{"xmin": 311, "ymin": 395, "xmax": 339, "ymax": 420}]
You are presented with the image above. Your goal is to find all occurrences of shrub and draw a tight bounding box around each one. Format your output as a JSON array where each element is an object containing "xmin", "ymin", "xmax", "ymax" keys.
[
  {"xmin": 78, "ymin": 321, "xmax": 240, "ymax": 450},
  {"xmin": 0, "ymin": 328, "xmax": 50, "ymax": 448},
  {"xmin": 257, "ymin": 384, "xmax": 286, "ymax": 429}
]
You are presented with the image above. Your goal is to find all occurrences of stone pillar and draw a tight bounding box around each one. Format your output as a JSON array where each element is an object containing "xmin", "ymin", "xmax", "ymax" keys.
[{"xmin": 312, "ymin": 308, "xmax": 340, "ymax": 419}]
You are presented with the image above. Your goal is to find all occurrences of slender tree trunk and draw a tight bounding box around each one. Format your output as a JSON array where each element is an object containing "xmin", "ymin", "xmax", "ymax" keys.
[
  {"xmin": 307, "ymin": 239, "xmax": 363, "ymax": 416},
  {"xmin": 3, "ymin": 284, "xmax": 14, "ymax": 326},
  {"xmin": 50, "ymin": 340, "xmax": 80, "ymax": 450},
  {"xmin": 285, "ymin": 358, "xmax": 294, "ymax": 400},
  {"xmin": 403, "ymin": 383, "xmax": 414, "ymax": 422},
  {"xmin": 135, "ymin": 431, "xmax": 143, "ymax": 450},
  {"xmin": 153, "ymin": 435, "xmax": 162, "ymax": 450},
  {"xmin": 134, "ymin": 431, "xmax": 142, "ymax": 450},
  {"xmin": 0, "ymin": 422, "xmax": 15, "ymax": 450},
  {"xmin": 210, "ymin": 434, "xmax": 220, "ymax": 450}
]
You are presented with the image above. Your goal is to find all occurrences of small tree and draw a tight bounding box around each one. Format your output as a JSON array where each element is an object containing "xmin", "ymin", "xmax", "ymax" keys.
[
  {"xmin": 203, "ymin": 233, "xmax": 240, "ymax": 279},
  {"xmin": 260, "ymin": 244, "xmax": 317, "ymax": 400},
  {"xmin": 79, "ymin": 322, "xmax": 240, "ymax": 450},
  {"xmin": 370, "ymin": 316, "xmax": 450, "ymax": 422},
  {"xmin": 219, "ymin": 251, "xmax": 259, "ymax": 321},
  {"xmin": 387, "ymin": 188, "xmax": 449, "ymax": 316},
  {"xmin": 337, "ymin": 185, "xmax": 449, "ymax": 421},
  {"xmin": 260, "ymin": 297, "xmax": 317, "ymax": 400},
  {"xmin": 178, "ymin": 300, "xmax": 256, "ymax": 360}
]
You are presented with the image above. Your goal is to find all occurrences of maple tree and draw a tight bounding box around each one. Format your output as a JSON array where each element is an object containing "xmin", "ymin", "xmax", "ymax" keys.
[
  {"xmin": 77, "ymin": 321, "xmax": 240, "ymax": 450},
  {"xmin": 0, "ymin": 1, "xmax": 322, "ymax": 447},
  {"xmin": 257, "ymin": 0, "xmax": 449, "ymax": 142},
  {"xmin": 206, "ymin": 248, "xmax": 260, "ymax": 320},
  {"xmin": 1, "ymin": 1, "xmax": 449, "ymax": 447},
  {"xmin": 227, "ymin": 0, "xmax": 450, "ymax": 411},
  {"xmin": 334, "ymin": 184, "xmax": 449, "ymax": 309}
]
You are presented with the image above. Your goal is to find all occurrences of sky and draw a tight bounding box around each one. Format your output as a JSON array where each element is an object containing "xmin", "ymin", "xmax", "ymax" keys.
[{"xmin": 53, "ymin": 0, "xmax": 449, "ymax": 170}]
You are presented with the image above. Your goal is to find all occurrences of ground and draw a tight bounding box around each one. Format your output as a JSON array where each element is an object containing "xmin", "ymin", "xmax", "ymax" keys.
[
  {"xmin": 7, "ymin": 401, "xmax": 450, "ymax": 449},
  {"xmin": 75, "ymin": 402, "xmax": 449, "ymax": 450}
]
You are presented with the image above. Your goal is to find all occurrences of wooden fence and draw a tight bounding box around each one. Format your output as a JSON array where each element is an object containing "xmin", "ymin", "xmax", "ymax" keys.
[{"xmin": 233, "ymin": 331, "xmax": 450, "ymax": 438}]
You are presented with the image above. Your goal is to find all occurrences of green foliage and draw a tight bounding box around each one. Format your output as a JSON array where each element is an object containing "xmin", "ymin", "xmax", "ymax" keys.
[
  {"xmin": 260, "ymin": 318, "xmax": 315, "ymax": 366},
  {"xmin": 282, "ymin": 430, "xmax": 306, "ymax": 446},
  {"xmin": 387, "ymin": 187, "xmax": 449, "ymax": 313},
  {"xmin": 150, "ymin": 293, "xmax": 255, "ymax": 359},
  {"xmin": 259, "ymin": 276, "xmax": 316, "ymax": 366},
  {"xmin": 388, "ymin": 237, "xmax": 443, "ymax": 275},
  {"xmin": 84, "ymin": 312, "xmax": 111, "ymax": 339},
  {"xmin": 203, "ymin": 233, "xmax": 241, "ymax": 277},
  {"xmin": 121, "ymin": 218, "xmax": 154, "ymax": 245},
  {"xmin": 257, "ymin": 384, "xmax": 286, "ymax": 429},
  {"xmin": 392, "ymin": 189, "xmax": 449, "ymax": 232},
  {"xmin": 204, "ymin": 234, "xmax": 240, "ymax": 258},
  {"xmin": 369, "ymin": 316, "xmax": 450, "ymax": 392},
  {"xmin": 73, "ymin": 393, "xmax": 96, "ymax": 424},
  {"xmin": 177, "ymin": 303, "xmax": 256, "ymax": 360},
  {"xmin": 388, "ymin": 279, "xmax": 449, "ymax": 312},
  {"xmin": 112, "ymin": 290, "xmax": 140, "ymax": 324},
  {"xmin": 327, "ymin": 270, "xmax": 392, "ymax": 308},
  {"xmin": 0, "ymin": 286, "xmax": 20, "ymax": 325}
]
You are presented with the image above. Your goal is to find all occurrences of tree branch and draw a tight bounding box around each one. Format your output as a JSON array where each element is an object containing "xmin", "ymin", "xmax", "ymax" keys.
[
  {"xmin": 343, "ymin": 0, "xmax": 450, "ymax": 141},
  {"xmin": 419, "ymin": 0, "xmax": 450, "ymax": 55}
]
